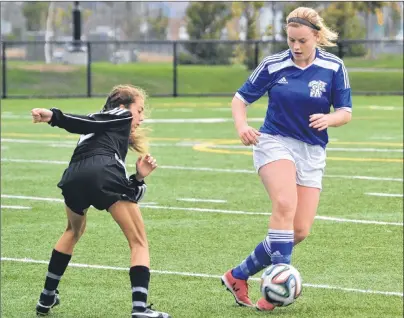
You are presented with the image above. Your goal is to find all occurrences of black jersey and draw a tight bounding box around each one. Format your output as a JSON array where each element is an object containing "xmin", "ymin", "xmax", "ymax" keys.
[{"xmin": 48, "ymin": 107, "xmax": 133, "ymax": 162}]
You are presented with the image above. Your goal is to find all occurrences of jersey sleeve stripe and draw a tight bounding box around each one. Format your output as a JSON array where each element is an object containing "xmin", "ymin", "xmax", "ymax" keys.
[
  {"xmin": 250, "ymin": 50, "xmax": 290, "ymax": 83},
  {"xmin": 319, "ymin": 50, "xmax": 344, "ymax": 63},
  {"xmin": 234, "ymin": 92, "xmax": 250, "ymax": 106},
  {"xmin": 267, "ymin": 59, "xmax": 295, "ymax": 74},
  {"xmin": 64, "ymin": 114, "xmax": 132, "ymax": 123},
  {"xmin": 249, "ymin": 50, "xmax": 289, "ymax": 79},
  {"xmin": 318, "ymin": 52, "xmax": 350, "ymax": 89},
  {"xmin": 103, "ymin": 107, "xmax": 131, "ymax": 116},
  {"xmin": 115, "ymin": 109, "xmax": 129, "ymax": 115},
  {"xmin": 319, "ymin": 51, "xmax": 350, "ymax": 89},
  {"xmin": 335, "ymin": 106, "xmax": 352, "ymax": 112},
  {"xmin": 249, "ymin": 50, "xmax": 290, "ymax": 83}
]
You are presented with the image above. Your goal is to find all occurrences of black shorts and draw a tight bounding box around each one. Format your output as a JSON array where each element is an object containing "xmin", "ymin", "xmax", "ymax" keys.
[{"xmin": 57, "ymin": 155, "xmax": 145, "ymax": 215}]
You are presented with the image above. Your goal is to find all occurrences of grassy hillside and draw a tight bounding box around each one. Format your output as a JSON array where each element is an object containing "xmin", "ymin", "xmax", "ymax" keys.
[{"xmin": 3, "ymin": 58, "xmax": 403, "ymax": 97}]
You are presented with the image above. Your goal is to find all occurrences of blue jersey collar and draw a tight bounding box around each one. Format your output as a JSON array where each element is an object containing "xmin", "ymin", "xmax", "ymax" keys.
[{"xmin": 289, "ymin": 48, "xmax": 319, "ymax": 70}]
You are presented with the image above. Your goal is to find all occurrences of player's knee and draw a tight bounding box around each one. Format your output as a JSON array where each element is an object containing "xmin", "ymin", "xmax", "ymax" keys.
[
  {"xmin": 65, "ymin": 224, "xmax": 86, "ymax": 242},
  {"xmin": 271, "ymin": 197, "xmax": 296, "ymax": 222},
  {"xmin": 72, "ymin": 228, "xmax": 84, "ymax": 241},
  {"xmin": 273, "ymin": 196, "xmax": 296, "ymax": 214},
  {"xmin": 79, "ymin": 222, "xmax": 86, "ymax": 237},
  {"xmin": 294, "ymin": 228, "xmax": 310, "ymax": 244}
]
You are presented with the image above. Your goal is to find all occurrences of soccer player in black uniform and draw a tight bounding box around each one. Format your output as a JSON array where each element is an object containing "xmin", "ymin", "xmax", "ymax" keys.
[{"xmin": 32, "ymin": 85, "xmax": 171, "ymax": 318}]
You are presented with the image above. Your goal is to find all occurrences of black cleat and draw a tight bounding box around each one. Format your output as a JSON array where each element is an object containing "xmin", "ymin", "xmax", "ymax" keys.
[
  {"xmin": 131, "ymin": 304, "xmax": 171, "ymax": 318},
  {"xmin": 36, "ymin": 290, "xmax": 60, "ymax": 316}
]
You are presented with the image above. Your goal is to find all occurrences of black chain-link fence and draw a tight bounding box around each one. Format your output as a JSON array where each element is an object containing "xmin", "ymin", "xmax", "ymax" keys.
[{"xmin": 1, "ymin": 40, "xmax": 403, "ymax": 98}]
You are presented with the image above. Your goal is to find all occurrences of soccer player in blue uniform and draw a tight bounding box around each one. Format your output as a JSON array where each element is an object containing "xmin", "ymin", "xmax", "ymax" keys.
[
  {"xmin": 221, "ymin": 7, "xmax": 352, "ymax": 311},
  {"xmin": 32, "ymin": 85, "xmax": 171, "ymax": 318}
]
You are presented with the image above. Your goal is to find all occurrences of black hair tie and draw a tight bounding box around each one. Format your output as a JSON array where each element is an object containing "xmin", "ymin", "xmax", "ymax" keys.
[{"xmin": 287, "ymin": 17, "xmax": 321, "ymax": 31}]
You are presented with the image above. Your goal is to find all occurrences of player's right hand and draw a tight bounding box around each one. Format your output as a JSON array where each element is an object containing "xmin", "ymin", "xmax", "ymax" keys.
[
  {"xmin": 31, "ymin": 108, "xmax": 53, "ymax": 123},
  {"xmin": 135, "ymin": 154, "xmax": 158, "ymax": 181},
  {"xmin": 237, "ymin": 124, "xmax": 261, "ymax": 146}
]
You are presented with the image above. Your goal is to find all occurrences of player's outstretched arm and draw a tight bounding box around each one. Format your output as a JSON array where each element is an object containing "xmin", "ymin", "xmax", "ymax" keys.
[{"xmin": 31, "ymin": 107, "xmax": 133, "ymax": 135}]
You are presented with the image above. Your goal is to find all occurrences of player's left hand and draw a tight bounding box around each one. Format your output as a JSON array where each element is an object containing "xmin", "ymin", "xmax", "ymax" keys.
[
  {"xmin": 309, "ymin": 113, "xmax": 330, "ymax": 131},
  {"xmin": 135, "ymin": 154, "xmax": 157, "ymax": 180}
]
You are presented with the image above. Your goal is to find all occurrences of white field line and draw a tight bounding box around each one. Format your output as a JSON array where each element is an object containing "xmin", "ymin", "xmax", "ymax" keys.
[
  {"xmin": 365, "ymin": 193, "xmax": 403, "ymax": 198},
  {"xmin": 142, "ymin": 205, "xmax": 403, "ymax": 226},
  {"xmin": 370, "ymin": 136, "xmax": 403, "ymax": 141},
  {"xmin": 323, "ymin": 174, "xmax": 402, "ymax": 182},
  {"xmin": 1, "ymin": 194, "xmax": 402, "ymax": 226},
  {"xmin": 1, "ymin": 114, "xmax": 31, "ymax": 119},
  {"xmin": 160, "ymin": 165, "xmax": 403, "ymax": 182},
  {"xmin": 2, "ymin": 158, "xmax": 69, "ymax": 165},
  {"xmin": 1, "ymin": 138, "xmax": 77, "ymax": 144},
  {"xmin": 49, "ymin": 144, "xmax": 76, "ymax": 148},
  {"xmin": 369, "ymin": 106, "xmax": 401, "ymax": 111},
  {"xmin": 1, "ymin": 205, "xmax": 32, "ymax": 210},
  {"xmin": 0, "ymin": 257, "xmax": 402, "ymax": 297},
  {"xmin": 2, "ymin": 138, "xmax": 401, "ymax": 153},
  {"xmin": 1, "ymin": 195, "xmax": 64, "ymax": 202},
  {"xmin": 0, "ymin": 195, "xmax": 156, "ymax": 206},
  {"xmin": 207, "ymin": 144, "xmax": 402, "ymax": 153},
  {"xmin": 176, "ymin": 198, "xmax": 227, "ymax": 203},
  {"xmin": 1, "ymin": 116, "xmax": 264, "ymax": 123},
  {"xmin": 1, "ymin": 158, "xmax": 402, "ymax": 183}
]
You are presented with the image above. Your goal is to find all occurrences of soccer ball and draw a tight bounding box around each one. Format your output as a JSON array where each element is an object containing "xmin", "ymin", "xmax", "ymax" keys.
[{"xmin": 260, "ymin": 263, "xmax": 302, "ymax": 307}]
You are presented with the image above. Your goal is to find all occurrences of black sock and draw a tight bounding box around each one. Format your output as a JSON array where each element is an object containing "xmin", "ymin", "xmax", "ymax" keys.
[
  {"xmin": 130, "ymin": 266, "xmax": 150, "ymax": 312},
  {"xmin": 39, "ymin": 249, "xmax": 72, "ymax": 305}
]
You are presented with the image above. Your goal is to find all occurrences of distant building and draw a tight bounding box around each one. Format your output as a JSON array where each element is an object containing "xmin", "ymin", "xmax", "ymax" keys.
[
  {"xmin": 167, "ymin": 17, "xmax": 188, "ymax": 40},
  {"xmin": 1, "ymin": 19, "xmax": 12, "ymax": 35}
]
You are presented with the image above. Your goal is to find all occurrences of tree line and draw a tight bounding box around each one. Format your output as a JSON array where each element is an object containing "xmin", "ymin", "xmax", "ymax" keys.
[{"xmin": 3, "ymin": 2, "xmax": 402, "ymax": 68}]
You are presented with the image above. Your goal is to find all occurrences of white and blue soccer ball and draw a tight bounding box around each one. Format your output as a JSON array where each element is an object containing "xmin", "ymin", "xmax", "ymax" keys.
[{"xmin": 260, "ymin": 263, "xmax": 302, "ymax": 307}]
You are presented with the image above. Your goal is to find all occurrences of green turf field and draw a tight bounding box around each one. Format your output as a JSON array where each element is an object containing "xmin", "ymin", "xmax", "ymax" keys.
[
  {"xmin": 1, "ymin": 96, "xmax": 403, "ymax": 317},
  {"xmin": 4, "ymin": 56, "xmax": 404, "ymax": 96}
]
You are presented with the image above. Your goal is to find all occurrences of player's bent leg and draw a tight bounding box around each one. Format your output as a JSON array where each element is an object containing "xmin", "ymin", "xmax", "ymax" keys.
[
  {"xmin": 254, "ymin": 160, "xmax": 297, "ymax": 309},
  {"xmin": 254, "ymin": 186, "xmax": 319, "ymax": 312},
  {"xmin": 36, "ymin": 206, "xmax": 87, "ymax": 316},
  {"xmin": 109, "ymin": 201, "xmax": 149, "ymax": 267},
  {"xmin": 109, "ymin": 201, "xmax": 171, "ymax": 318},
  {"xmin": 259, "ymin": 160, "xmax": 298, "ymax": 231},
  {"xmin": 259, "ymin": 160, "xmax": 297, "ymax": 263},
  {"xmin": 294, "ymin": 140, "xmax": 324, "ymax": 245},
  {"xmin": 54, "ymin": 206, "xmax": 87, "ymax": 255},
  {"xmin": 294, "ymin": 185, "xmax": 320, "ymax": 245},
  {"xmin": 252, "ymin": 185, "xmax": 319, "ymax": 314}
]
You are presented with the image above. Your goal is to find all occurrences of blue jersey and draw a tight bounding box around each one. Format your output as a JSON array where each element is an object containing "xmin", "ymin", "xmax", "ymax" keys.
[{"xmin": 236, "ymin": 48, "xmax": 352, "ymax": 148}]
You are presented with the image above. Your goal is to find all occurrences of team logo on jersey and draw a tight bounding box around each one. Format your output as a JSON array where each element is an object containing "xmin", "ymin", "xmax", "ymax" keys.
[{"xmin": 308, "ymin": 80, "xmax": 327, "ymax": 98}]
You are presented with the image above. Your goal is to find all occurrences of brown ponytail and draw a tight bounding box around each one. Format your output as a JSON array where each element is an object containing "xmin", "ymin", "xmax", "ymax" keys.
[{"xmin": 104, "ymin": 84, "xmax": 149, "ymax": 155}]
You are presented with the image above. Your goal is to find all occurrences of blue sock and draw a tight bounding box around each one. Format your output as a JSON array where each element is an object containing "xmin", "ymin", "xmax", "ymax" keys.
[
  {"xmin": 269, "ymin": 229, "xmax": 294, "ymax": 264},
  {"xmin": 232, "ymin": 231, "xmax": 272, "ymax": 280}
]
